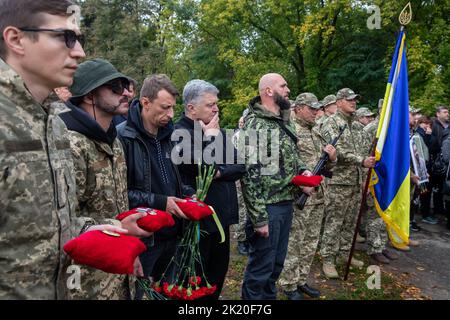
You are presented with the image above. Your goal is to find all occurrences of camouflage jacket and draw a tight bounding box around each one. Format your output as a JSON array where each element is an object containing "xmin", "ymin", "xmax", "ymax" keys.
[
  {"xmin": 293, "ymin": 117, "xmax": 335, "ymax": 205},
  {"xmin": 240, "ymin": 100, "xmax": 307, "ymax": 227},
  {"xmin": 67, "ymin": 132, "xmax": 128, "ymax": 222},
  {"xmin": 60, "ymin": 105, "xmax": 130, "ymax": 300},
  {"xmin": 319, "ymin": 110, "xmax": 368, "ymax": 186},
  {"xmin": 0, "ymin": 59, "xmax": 77, "ymax": 299}
]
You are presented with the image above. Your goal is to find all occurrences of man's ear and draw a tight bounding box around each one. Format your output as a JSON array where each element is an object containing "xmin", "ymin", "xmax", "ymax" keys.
[
  {"xmin": 82, "ymin": 93, "xmax": 94, "ymax": 105},
  {"xmin": 2, "ymin": 27, "xmax": 26, "ymax": 57},
  {"xmin": 186, "ymin": 103, "xmax": 195, "ymax": 115},
  {"xmin": 140, "ymin": 97, "xmax": 151, "ymax": 111}
]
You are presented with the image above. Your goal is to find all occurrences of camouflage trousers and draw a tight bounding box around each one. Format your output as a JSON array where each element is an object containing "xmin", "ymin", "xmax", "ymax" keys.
[
  {"xmin": 278, "ymin": 203, "xmax": 325, "ymax": 291},
  {"xmin": 365, "ymin": 194, "xmax": 388, "ymax": 255},
  {"xmin": 67, "ymin": 265, "xmax": 132, "ymax": 300},
  {"xmin": 320, "ymin": 184, "xmax": 362, "ymax": 264},
  {"xmin": 233, "ymin": 180, "xmax": 247, "ymax": 242}
]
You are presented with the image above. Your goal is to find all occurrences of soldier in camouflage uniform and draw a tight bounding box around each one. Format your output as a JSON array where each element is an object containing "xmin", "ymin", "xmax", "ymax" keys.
[
  {"xmin": 363, "ymin": 110, "xmax": 399, "ymax": 264},
  {"xmin": 319, "ymin": 88, "xmax": 376, "ymax": 279},
  {"xmin": 316, "ymin": 95, "xmax": 338, "ymax": 128},
  {"xmin": 0, "ymin": 0, "xmax": 86, "ymax": 299},
  {"xmin": 59, "ymin": 59, "xmax": 152, "ymax": 299},
  {"xmin": 240, "ymin": 73, "xmax": 309, "ymax": 300},
  {"xmin": 278, "ymin": 93, "xmax": 337, "ymax": 300}
]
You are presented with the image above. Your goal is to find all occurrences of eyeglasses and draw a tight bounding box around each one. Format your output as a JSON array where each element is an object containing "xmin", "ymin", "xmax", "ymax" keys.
[
  {"xmin": 18, "ymin": 27, "xmax": 85, "ymax": 49},
  {"xmin": 103, "ymin": 78, "xmax": 131, "ymax": 95}
]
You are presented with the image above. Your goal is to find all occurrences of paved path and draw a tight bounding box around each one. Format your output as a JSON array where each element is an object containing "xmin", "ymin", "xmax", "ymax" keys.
[{"xmin": 383, "ymin": 216, "xmax": 450, "ymax": 300}]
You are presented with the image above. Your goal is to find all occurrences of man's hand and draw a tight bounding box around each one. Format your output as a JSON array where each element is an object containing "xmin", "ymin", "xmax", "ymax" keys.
[
  {"xmin": 133, "ymin": 257, "xmax": 144, "ymax": 277},
  {"xmin": 86, "ymin": 224, "xmax": 128, "ymax": 235},
  {"xmin": 255, "ymin": 224, "xmax": 269, "ymax": 238},
  {"xmin": 302, "ymin": 170, "xmax": 313, "ymax": 177},
  {"xmin": 301, "ymin": 186, "xmax": 316, "ymax": 196},
  {"xmin": 121, "ymin": 212, "xmax": 153, "ymax": 238},
  {"xmin": 199, "ymin": 113, "xmax": 220, "ymax": 137},
  {"xmin": 411, "ymin": 174, "xmax": 420, "ymax": 186},
  {"xmin": 166, "ymin": 197, "xmax": 188, "ymax": 220},
  {"xmin": 363, "ymin": 156, "xmax": 376, "ymax": 168},
  {"xmin": 214, "ymin": 169, "xmax": 221, "ymax": 179},
  {"xmin": 323, "ymin": 144, "xmax": 337, "ymax": 162}
]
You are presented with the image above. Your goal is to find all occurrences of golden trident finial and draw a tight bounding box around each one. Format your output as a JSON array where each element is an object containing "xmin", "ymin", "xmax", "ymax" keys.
[{"xmin": 399, "ymin": 2, "xmax": 412, "ymax": 26}]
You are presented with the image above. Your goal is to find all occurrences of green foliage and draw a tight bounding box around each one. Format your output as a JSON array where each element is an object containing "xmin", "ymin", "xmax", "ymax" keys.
[{"xmin": 79, "ymin": 0, "xmax": 449, "ymax": 126}]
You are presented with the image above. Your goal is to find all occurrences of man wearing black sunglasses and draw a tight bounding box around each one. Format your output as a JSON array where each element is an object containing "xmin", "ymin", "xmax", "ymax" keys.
[
  {"xmin": 0, "ymin": 0, "xmax": 87, "ymax": 300},
  {"xmin": 58, "ymin": 59, "xmax": 150, "ymax": 300}
]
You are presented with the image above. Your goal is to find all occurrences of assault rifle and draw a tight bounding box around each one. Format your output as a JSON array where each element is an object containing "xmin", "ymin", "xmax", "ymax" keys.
[{"xmin": 294, "ymin": 125, "xmax": 347, "ymax": 210}]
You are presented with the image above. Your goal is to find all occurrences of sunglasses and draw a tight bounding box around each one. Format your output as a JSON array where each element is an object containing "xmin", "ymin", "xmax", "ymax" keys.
[
  {"xmin": 19, "ymin": 27, "xmax": 85, "ymax": 49},
  {"xmin": 103, "ymin": 78, "xmax": 131, "ymax": 95}
]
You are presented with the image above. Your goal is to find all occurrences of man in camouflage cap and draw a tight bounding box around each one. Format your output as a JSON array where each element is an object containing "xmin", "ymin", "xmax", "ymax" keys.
[
  {"xmin": 355, "ymin": 107, "xmax": 376, "ymax": 127},
  {"xmin": 0, "ymin": 0, "xmax": 87, "ymax": 299},
  {"xmin": 240, "ymin": 73, "xmax": 310, "ymax": 299},
  {"xmin": 59, "ymin": 59, "xmax": 152, "ymax": 299},
  {"xmin": 278, "ymin": 93, "xmax": 336, "ymax": 299},
  {"xmin": 316, "ymin": 94, "xmax": 338, "ymax": 127},
  {"xmin": 319, "ymin": 88, "xmax": 376, "ymax": 279}
]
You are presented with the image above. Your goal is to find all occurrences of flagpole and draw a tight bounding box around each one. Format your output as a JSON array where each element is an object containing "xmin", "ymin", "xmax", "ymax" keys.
[
  {"xmin": 343, "ymin": 2, "xmax": 412, "ymax": 281},
  {"xmin": 343, "ymin": 140, "xmax": 377, "ymax": 281}
]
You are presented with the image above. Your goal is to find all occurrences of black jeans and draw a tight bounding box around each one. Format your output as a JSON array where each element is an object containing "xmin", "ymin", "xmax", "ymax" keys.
[
  {"xmin": 242, "ymin": 201, "xmax": 293, "ymax": 300},
  {"xmin": 420, "ymin": 173, "xmax": 445, "ymax": 217},
  {"xmin": 135, "ymin": 238, "xmax": 177, "ymax": 300},
  {"xmin": 197, "ymin": 225, "xmax": 231, "ymax": 300}
]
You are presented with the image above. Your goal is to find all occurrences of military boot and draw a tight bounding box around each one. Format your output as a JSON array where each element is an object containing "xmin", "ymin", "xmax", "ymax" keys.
[
  {"xmin": 322, "ymin": 263, "xmax": 339, "ymax": 279},
  {"xmin": 370, "ymin": 253, "xmax": 390, "ymax": 264}
]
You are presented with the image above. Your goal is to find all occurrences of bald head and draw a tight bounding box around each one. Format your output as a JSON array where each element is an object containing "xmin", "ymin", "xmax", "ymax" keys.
[
  {"xmin": 257, "ymin": 73, "xmax": 291, "ymax": 113},
  {"xmin": 259, "ymin": 73, "xmax": 284, "ymax": 92}
]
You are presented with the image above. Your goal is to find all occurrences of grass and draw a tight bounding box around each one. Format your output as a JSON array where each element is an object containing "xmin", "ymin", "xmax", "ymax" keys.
[{"xmin": 220, "ymin": 239, "xmax": 422, "ymax": 300}]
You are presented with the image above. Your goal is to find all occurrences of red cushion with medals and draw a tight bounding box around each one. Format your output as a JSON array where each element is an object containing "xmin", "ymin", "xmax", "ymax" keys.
[
  {"xmin": 291, "ymin": 175, "xmax": 323, "ymax": 187},
  {"xmin": 176, "ymin": 198, "xmax": 214, "ymax": 221},
  {"xmin": 63, "ymin": 230, "xmax": 147, "ymax": 274},
  {"xmin": 116, "ymin": 207, "xmax": 175, "ymax": 232}
]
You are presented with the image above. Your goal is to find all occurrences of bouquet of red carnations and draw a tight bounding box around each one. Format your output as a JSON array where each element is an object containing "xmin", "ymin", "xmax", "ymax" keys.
[{"xmin": 139, "ymin": 164, "xmax": 223, "ymax": 300}]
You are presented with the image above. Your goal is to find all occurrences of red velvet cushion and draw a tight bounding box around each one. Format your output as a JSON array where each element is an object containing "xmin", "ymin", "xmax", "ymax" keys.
[
  {"xmin": 177, "ymin": 198, "xmax": 213, "ymax": 221},
  {"xmin": 291, "ymin": 175, "xmax": 323, "ymax": 187},
  {"xmin": 116, "ymin": 207, "xmax": 175, "ymax": 232},
  {"xmin": 63, "ymin": 230, "xmax": 147, "ymax": 274}
]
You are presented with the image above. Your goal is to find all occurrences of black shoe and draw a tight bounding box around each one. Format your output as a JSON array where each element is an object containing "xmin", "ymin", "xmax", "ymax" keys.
[
  {"xmin": 298, "ymin": 284, "xmax": 321, "ymax": 298},
  {"xmin": 410, "ymin": 221, "xmax": 421, "ymax": 232},
  {"xmin": 237, "ymin": 241, "xmax": 249, "ymax": 256},
  {"xmin": 285, "ymin": 290, "xmax": 304, "ymax": 300}
]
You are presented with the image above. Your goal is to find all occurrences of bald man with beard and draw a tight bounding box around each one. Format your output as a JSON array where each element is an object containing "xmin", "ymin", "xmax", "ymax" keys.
[{"xmin": 240, "ymin": 73, "xmax": 310, "ymax": 300}]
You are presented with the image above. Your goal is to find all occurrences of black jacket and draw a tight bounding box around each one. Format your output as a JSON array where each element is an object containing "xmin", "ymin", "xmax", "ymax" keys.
[
  {"xmin": 174, "ymin": 113, "xmax": 246, "ymax": 233},
  {"xmin": 117, "ymin": 100, "xmax": 194, "ymax": 241},
  {"xmin": 430, "ymin": 118, "xmax": 448, "ymax": 157},
  {"xmin": 60, "ymin": 101, "xmax": 117, "ymax": 145}
]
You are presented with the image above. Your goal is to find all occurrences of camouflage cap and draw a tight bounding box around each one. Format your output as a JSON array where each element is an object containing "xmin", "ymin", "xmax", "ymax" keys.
[
  {"xmin": 355, "ymin": 107, "xmax": 375, "ymax": 118},
  {"xmin": 293, "ymin": 92, "xmax": 322, "ymax": 109},
  {"xmin": 69, "ymin": 58, "xmax": 134, "ymax": 104},
  {"xmin": 336, "ymin": 88, "xmax": 361, "ymax": 101},
  {"xmin": 321, "ymin": 94, "xmax": 337, "ymax": 108},
  {"xmin": 409, "ymin": 105, "xmax": 421, "ymax": 114}
]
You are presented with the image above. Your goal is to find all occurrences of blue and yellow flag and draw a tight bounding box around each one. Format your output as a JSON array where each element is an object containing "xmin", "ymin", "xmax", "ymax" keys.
[{"xmin": 370, "ymin": 29, "xmax": 410, "ymax": 249}]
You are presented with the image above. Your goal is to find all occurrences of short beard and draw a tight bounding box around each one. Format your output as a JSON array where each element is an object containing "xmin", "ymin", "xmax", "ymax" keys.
[
  {"xmin": 274, "ymin": 92, "xmax": 291, "ymax": 110},
  {"xmin": 94, "ymin": 93, "xmax": 128, "ymax": 115}
]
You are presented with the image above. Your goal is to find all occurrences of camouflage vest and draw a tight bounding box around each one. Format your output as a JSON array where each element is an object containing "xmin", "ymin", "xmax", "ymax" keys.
[
  {"xmin": 320, "ymin": 110, "xmax": 367, "ymax": 186},
  {"xmin": 0, "ymin": 59, "xmax": 77, "ymax": 299}
]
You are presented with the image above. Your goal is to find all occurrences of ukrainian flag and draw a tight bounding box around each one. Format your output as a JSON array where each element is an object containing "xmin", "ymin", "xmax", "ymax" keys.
[{"xmin": 370, "ymin": 29, "xmax": 410, "ymax": 249}]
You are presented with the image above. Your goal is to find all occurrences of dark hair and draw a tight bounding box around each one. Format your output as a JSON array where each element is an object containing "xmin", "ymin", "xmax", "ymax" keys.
[
  {"xmin": 0, "ymin": 0, "xmax": 76, "ymax": 59},
  {"xmin": 140, "ymin": 74, "xmax": 179, "ymax": 101},
  {"xmin": 417, "ymin": 116, "xmax": 432, "ymax": 126},
  {"xmin": 436, "ymin": 105, "xmax": 448, "ymax": 115}
]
